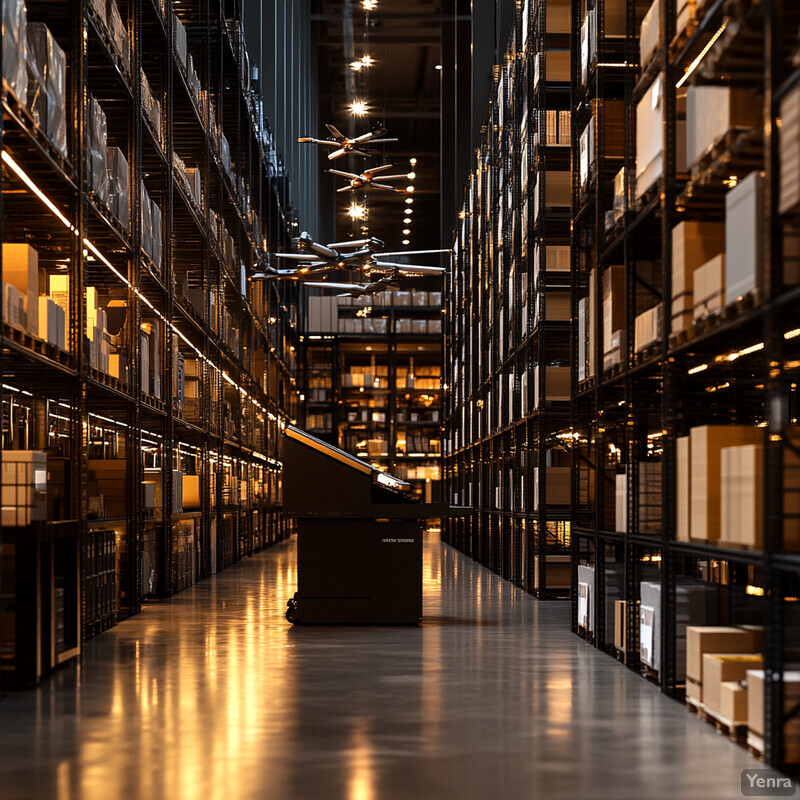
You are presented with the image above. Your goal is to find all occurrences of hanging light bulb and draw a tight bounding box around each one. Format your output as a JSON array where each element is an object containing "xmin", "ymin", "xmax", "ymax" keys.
[
  {"xmin": 348, "ymin": 203, "xmax": 366, "ymax": 219},
  {"xmin": 363, "ymin": 0, "xmax": 377, "ymax": 9},
  {"xmin": 350, "ymin": 100, "xmax": 368, "ymax": 116}
]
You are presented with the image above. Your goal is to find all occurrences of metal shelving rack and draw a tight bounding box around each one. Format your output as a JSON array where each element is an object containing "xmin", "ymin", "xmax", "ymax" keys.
[
  {"xmin": 443, "ymin": 1, "xmax": 573, "ymax": 597},
  {"xmin": 0, "ymin": 0, "xmax": 299, "ymax": 688},
  {"xmin": 568, "ymin": 0, "xmax": 800, "ymax": 771}
]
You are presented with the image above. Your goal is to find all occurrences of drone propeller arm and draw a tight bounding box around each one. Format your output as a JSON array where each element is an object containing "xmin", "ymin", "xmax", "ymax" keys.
[{"xmin": 327, "ymin": 168, "xmax": 360, "ymax": 178}]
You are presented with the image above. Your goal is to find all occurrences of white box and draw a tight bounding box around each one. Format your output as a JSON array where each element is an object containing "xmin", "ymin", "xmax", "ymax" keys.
[
  {"xmin": 725, "ymin": 170, "xmax": 764, "ymax": 304},
  {"xmin": 693, "ymin": 254, "xmax": 725, "ymax": 319},
  {"xmin": 640, "ymin": 0, "xmax": 661, "ymax": 68}
]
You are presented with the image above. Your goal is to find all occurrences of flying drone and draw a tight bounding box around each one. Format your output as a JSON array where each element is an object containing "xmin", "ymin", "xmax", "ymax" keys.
[
  {"xmin": 251, "ymin": 232, "xmax": 447, "ymax": 283},
  {"xmin": 327, "ymin": 164, "xmax": 411, "ymax": 194},
  {"xmin": 297, "ymin": 124, "xmax": 398, "ymax": 161}
]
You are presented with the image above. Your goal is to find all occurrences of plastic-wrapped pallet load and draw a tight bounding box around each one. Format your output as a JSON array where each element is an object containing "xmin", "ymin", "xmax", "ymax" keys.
[
  {"xmin": 639, "ymin": 0, "xmax": 660, "ymax": 68},
  {"xmin": 24, "ymin": 23, "xmax": 46, "ymax": 129},
  {"xmin": 106, "ymin": 147, "xmax": 129, "ymax": 229},
  {"xmin": 685, "ymin": 86, "xmax": 761, "ymax": 171},
  {"xmin": 3, "ymin": 0, "xmax": 27, "ymax": 104},
  {"xmin": 603, "ymin": 264, "xmax": 625, "ymax": 366},
  {"xmin": 140, "ymin": 181, "xmax": 153, "ymax": 263},
  {"xmin": 108, "ymin": 0, "xmax": 130, "ymax": 76},
  {"xmin": 725, "ymin": 171, "xmax": 764, "ymax": 305},
  {"xmin": 86, "ymin": 95, "xmax": 109, "ymax": 203},
  {"xmin": 636, "ymin": 76, "xmax": 686, "ymax": 199},
  {"xmin": 141, "ymin": 69, "xmax": 161, "ymax": 137},
  {"xmin": 26, "ymin": 22, "xmax": 67, "ymax": 157},
  {"xmin": 150, "ymin": 198, "xmax": 163, "ymax": 271}
]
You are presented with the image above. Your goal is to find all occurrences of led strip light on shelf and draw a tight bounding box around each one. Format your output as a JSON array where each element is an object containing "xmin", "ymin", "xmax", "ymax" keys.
[{"xmin": 1, "ymin": 149, "xmax": 294, "ymax": 423}]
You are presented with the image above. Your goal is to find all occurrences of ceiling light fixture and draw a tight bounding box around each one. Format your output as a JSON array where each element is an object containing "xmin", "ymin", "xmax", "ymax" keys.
[
  {"xmin": 350, "ymin": 100, "xmax": 368, "ymax": 116},
  {"xmin": 405, "ymin": 197, "xmax": 413, "ymax": 204},
  {"xmin": 350, "ymin": 61, "xmax": 363, "ymax": 71},
  {"xmin": 403, "ymin": 228, "xmax": 411, "ymax": 235},
  {"xmin": 361, "ymin": 55, "xmax": 373, "ymax": 67},
  {"xmin": 348, "ymin": 203, "xmax": 366, "ymax": 219},
  {"xmin": 402, "ymin": 239, "xmax": 410, "ymax": 245},
  {"xmin": 435, "ymin": 64, "xmax": 442, "ymax": 70},
  {"xmin": 363, "ymin": 0, "xmax": 377, "ymax": 9},
  {"xmin": 409, "ymin": 157, "xmax": 417, "ymax": 165},
  {"xmin": 406, "ymin": 185, "xmax": 415, "ymax": 193},
  {"xmin": 403, "ymin": 217, "xmax": 411, "ymax": 224},
  {"xmin": 407, "ymin": 171, "xmax": 416, "ymax": 179}
]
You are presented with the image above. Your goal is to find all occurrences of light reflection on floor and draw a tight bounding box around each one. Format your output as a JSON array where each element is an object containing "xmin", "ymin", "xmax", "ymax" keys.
[{"xmin": 0, "ymin": 531, "xmax": 760, "ymax": 800}]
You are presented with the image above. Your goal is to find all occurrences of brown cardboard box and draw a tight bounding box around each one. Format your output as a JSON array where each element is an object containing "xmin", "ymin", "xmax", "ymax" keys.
[
  {"xmin": 719, "ymin": 681, "xmax": 748, "ymax": 724},
  {"xmin": 693, "ymin": 254, "xmax": 725, "ymax": 319},
  {"xmin": 3, "ymin": 243, "xmax": 39, "ymax": 336},
  {"xmin": 671, "ymin": 222, "xmax": 725, "ymax": 333},
  {"xmin": 689, "ymin": 425, "xmax": 762, "ymax": 542},
  {"xmin": 588, "ymin": 268, "xmax": 597, "ymax": 379},
  {"xmin": 614, "ymin": 600, "xmax": 627, "ymax": 650},
  {"xmin": 183, "ymin": 474, "xmax": 201, "ymax": 509},
  {"xmin": 686, "ymin": 626, "xmax": 763, "ymax": 703},
  {"xmin": 721, "ymin": 443, "xmax": 763, "ymax": 548},
  {"xmin": 746, "ymin": 670, "xmax": 800, "ymax": 757},
  {"xmin": 703, "ymin": 653, "xmax": 763, "ymax": 716},
  {"xmin": 603, "ymin": 265, "xmax": 625, "ymax": 357}
]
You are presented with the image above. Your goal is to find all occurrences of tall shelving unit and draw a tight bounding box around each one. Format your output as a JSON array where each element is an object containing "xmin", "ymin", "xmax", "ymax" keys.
[
  {"xmin": 302, "ymin": 288, "xmax": 443, "ymax": 501},
  {"xmin": 0, "ymin": 0, "xmax": 299, "ymax": 689},
  {"xmin": 569, "ymin": 0, "xmax": 800, "ymax": 770},
  {"xmin": 443, "ymin": 0, "xmax": 573, "ymax": 597}
]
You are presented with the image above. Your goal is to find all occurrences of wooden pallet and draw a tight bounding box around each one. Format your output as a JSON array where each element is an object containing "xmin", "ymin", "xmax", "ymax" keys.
[
  {"xmin": 634, "ymin": 343, "xmax": 661, "ymax": 366},
  {"xmin": 669, "ymin": 20, "xmax": 698, "ymax": 60},
  {"xmin": 642, "ymin": 665, "xmax": 659, "ymax": 683},
  {"xmin": 727, "ymin": 287, "xmax": 762, "ymax": 315},
  {"xmin": 747, "ymin": 731, "xmax": 765, "ymax": 761},
  {"xmin": 698, "ymin": 705, "xmax": 749, "ymax": 743},
  {"xmin": 686, "ymin": 695, "xmax": 703, "ymax": 714},
  {"xmin": 669, "ymin": 326, "xmax": 695, "ymax": 349}
]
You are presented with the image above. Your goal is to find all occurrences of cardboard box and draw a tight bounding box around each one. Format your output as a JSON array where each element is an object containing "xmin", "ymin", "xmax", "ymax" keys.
[
  {"xmin": 634, "ymin": 303, "xmax": 662, "ymax": 352},
  {"xmin": 685, "ymin": 626, "xmax": 763, "ymax": 703},
  {"xmin": 577, "ymin": 564, "xmax": 594, "ymax": 631},
  {"xmin": 671, "ymin": 221, "xmax": 725, "ymax": 332},
  {"xmin": 3, "ymin": 243, "xmax": 38, "ymax": 336},
  {"xmin": 690, "ymin": 425, "xmax": 762, "ymax": 542},
  {"xmin": 615, "ymin": 471, "xmax": 627, "ymax": 532},
  {"xmin": 693, "ymin": 254, "xmax": 725, "ymax": 319},
  {"xmin": 747, "ymin": 669, "xmax": 800, "ymax": 755},
  {"xmin": 719, "ymin": 681, "xmax": 748, "ymax": 724},
  {"xmin": 725, "ymin": 171, "xmax": 764, "ymax": 304},
  {"xmin": 614, "ymin": 600, "xmax": 627, "ymax": 650},
  {"xmin": 183, "ymin": 474, "xmax": 201, "ymax": 509},
  {"xmin": 703, "ymin": 654, "xmax": 763, "ymax": 717}
]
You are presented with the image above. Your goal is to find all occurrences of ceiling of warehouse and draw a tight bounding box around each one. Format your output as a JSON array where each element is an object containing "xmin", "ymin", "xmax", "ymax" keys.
[{"xmin": 311, "ymin": 0, "xmax": 442, "ymax": 252}]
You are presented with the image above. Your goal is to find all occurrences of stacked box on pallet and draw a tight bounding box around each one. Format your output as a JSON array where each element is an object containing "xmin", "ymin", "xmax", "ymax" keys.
[
  {"xmin": 634, "ymin": 303, "xmax": 662, "ymax": 352},
  {"xmin": 692, "ymin": 254, "xmax": 725, "ymax": 319},
  {"xmin": 725, "ymin": 171, "xmax": 764, "ymax": 305},
  {"xmin": 640, "ymin": 580, "xmax": 721, "ymax": 679},
  {"xmin": 685, "ymin": 86, "xmax": 761, "ymax": 171},
  {"xmin": 639, "ymin": 0, "xmax": 660, "ymax": 69},
  {"xmin": 3, "ymin": 0, "xmax": 27, "ymax": 103},
  {"xmin": 780, "ymin": 84, "xmax": 800, "ymax": 215},
  {"xmin": 3, "ymin": 244, "xmax": 39, "ymax": 336},
  {"xmin": 671, "ymin": 221, "xmax": 725, "ymax": 333},
  {"xmin": 107, "ymin": 147, "xmax": 129, "ymax": 229},
  {"xmin": 638, "ymin": 461, "xmax": 662, "ymax": 534},
  {"xmin": 25, "ymin": 23, "xmax": 67, "ymax": 156},
  {"xmin": 1, "ymin": 450, "xmax": 47, "ymax": 526}
]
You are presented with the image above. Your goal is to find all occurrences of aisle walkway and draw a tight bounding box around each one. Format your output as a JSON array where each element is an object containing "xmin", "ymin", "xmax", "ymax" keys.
[{"xmin": 0, "ymin": 534, "xmax": 760, "ymax": 800}]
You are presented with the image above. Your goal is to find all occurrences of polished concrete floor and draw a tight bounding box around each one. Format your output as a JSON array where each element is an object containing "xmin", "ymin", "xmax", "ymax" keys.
[{"xmin": 0, "ymin": 533, "xmax": 762, "ymax": 800}]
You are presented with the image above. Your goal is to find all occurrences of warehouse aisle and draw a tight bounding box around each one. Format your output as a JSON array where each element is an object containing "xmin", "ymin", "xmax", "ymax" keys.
[{"xmin": 0, "ymin": 533, "xmax": 759, "ymax": 800}]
